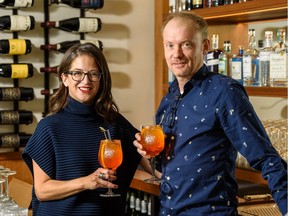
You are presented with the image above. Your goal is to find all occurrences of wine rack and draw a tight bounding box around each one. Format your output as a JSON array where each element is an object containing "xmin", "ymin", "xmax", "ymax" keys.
[{"xmin": 0, "ymin": 4, "xmax": 35, "ymax": 152}]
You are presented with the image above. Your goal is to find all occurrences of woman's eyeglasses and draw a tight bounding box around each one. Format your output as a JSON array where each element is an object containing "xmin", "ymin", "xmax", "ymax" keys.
[
  {"xmin": 65, "ymin": 70, "xmax": 102, "ymax": 82},
  {"xmin": 165, "ymin": 95, "xmax": 181, "ymax": 128}
]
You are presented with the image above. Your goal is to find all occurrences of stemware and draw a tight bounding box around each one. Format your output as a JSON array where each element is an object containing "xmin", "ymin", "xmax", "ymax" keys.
[
  {"xmin": 140, "ymin": 125, "xmax": 165, "ymax": 183},
  {"xmin": 0, "ymin": 168, "xmax": 17, "ymax": 208},
  {"xmin": 98, "ymin": 139, "xmax": 123, "ymax": 197}
]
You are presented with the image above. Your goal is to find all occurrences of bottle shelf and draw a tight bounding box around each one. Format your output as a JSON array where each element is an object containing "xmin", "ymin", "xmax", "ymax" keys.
[{"xmin": 163, "ymin": 0, "xmax": 288, "ymax": 24}]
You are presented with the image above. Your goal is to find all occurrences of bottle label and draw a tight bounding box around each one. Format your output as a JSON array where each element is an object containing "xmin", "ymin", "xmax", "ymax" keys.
[
  {"xmin": 270, "ymin": 53, "xmax": 287, "ymax": 78},
  {"xmin": 1, "ymin": 134, "xmax": 19, "ymax": 148},
  {"xmin": 2, "ymin": 88, "xmax": 21, "ymax": 100},
  {"xmin": 0, "ymin": 111, "xmax": 19, "ymax": 124},
  {"xmin": 243, "ymin": 56, "xmax": 252, "ymax": 78},
  {"xmin": 13, "ymin": 0, "xmax": 33, "ymax": 7},
  {"xmin": 80, "ymin": 40, "xmax": 100, "ymax": 48},
  {"xmin": 78, "ymin": 18, "xmax": 99, "ymax": 33},
  {"xmin": 231, "ymin": 58, "xmax": 242, "ymax": 80},
  {"xmin": 11, "ymin": 64, "xmax": 29, "ymax": 78},
  {"xmin": 9, "ymin": 39, "xmax": 27, "ymax": 55},
  {"xmin": 7, "ymin": 15, "xmax": 32, "ymax": 32}
]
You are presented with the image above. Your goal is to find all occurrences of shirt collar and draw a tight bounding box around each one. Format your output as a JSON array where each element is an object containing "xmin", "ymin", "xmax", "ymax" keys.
[{"xmin": 169, "ymin": 65, "xmax": 210, "ymax": 96}]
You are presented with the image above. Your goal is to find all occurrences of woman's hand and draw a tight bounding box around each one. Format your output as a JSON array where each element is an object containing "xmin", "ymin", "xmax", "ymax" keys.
[{"xmin": 85, "ymin": 168, "xmax": 118, "ymax": 190}]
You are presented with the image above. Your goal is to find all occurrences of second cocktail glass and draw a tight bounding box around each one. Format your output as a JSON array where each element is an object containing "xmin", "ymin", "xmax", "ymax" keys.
[{"xmin": 141, "ymin": 125, "xmax": 165, "ymax": 183}]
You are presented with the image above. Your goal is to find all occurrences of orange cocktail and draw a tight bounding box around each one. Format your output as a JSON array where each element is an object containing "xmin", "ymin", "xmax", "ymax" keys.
[
  {"xmin": 141, "ymin": 125, "xmax": 165, "ymax": 157},
  {"xmin": 98, "ymin": 139, "xmax": 123, "ymax": 171}
]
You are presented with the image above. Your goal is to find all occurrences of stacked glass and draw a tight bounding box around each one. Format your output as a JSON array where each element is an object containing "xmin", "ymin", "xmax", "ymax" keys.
[{"xmin": 0, "ymin": 166, "xmax": 28, "ymax": 216}]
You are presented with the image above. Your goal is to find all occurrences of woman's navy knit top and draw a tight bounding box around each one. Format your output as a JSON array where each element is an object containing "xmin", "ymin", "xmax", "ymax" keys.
[{"xmin": 22, "ymin": 97, "xmax": 141, "ymax": 216}]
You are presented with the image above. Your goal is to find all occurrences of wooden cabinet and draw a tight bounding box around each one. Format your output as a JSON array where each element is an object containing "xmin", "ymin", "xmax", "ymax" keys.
[{"xmin": 154, "ymin": 0, "xmax": 288, "ymax": 109}]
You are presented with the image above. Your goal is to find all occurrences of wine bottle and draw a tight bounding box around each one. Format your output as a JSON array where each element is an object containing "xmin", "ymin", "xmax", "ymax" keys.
[
  {"xmin": 0, "ymin": 15, "xmax": 35, "ymax": 32},
  {"xmin": 40, "ymin": 66, "xmax": 59, "ymax": 73},
  {"xmin": 50, "ymin": 0, "xmax": 104, "ymax": 9},
  {"xmin": 0, "ymin": 39, "xmax": 32, "ymax": 55},
  {"xmin": 40, "ymin": 17, "xmax": 102, "ymax": 33},
  {"xmin": 0, "ymin": 0, "xmax": 34, "ymax": 8},
  {"xmin": 40, "ymin": 40, "xmax": 103, "ymax": 53},
  {"xmin": 0, "ymin": 63, "xmax": 34, "ymax": 78},
  {"xmin": 0, "ymin": 110, "xmax": 33, "ymax": 125},
  {"xmin": 0, "ymin": 133, "xmax": 31, "ymax": 148},
  {"xmin": 40, "ymin": 88, "xmax": 58, "ymax": 95},
  {"xmin": 0, "ymin": 87, "xmax": 34, "ymax": 101}
]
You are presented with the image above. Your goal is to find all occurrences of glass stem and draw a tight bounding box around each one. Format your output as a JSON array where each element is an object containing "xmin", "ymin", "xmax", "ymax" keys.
[
  {"xmin": 4, "ymin": 175, "xmax": 9, "ymax": 198},
  {"xmin": 150, "ymin": 157, "xmax": 156, "ymax": 178}
]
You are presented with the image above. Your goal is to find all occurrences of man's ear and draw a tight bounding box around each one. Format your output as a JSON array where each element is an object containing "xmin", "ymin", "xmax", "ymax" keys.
[{"xmin": 203, "ymin": 38, "xmax": 210, "ymax": 55}]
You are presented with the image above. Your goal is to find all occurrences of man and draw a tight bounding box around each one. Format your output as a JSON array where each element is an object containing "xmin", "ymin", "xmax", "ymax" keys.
[{"xmin": 134, "ymin": 12, "xmax": 287, "ymax": 215}]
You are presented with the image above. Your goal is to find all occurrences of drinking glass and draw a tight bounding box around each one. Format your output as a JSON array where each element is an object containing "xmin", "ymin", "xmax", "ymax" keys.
[
  {"xmin": 0, "ymin": 168, "xmax": 17, "ymax": 208},
  {"xmin": 98, "ymin": 139, "xmax": 123, "ymax": 197},
  {"xmin": 141, "ymin": 125, "xmax": 165, "ymax": 183}
]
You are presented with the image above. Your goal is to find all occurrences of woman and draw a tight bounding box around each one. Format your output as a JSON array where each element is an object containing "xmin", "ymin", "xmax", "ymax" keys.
[{"xmin": 22, "ymin": 43, "xmax": 142, "ymax": 215}]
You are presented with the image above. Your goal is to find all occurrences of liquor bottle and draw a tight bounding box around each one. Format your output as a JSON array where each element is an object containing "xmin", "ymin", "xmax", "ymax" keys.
[
  {"xmin": 49, "ymin": 0, "xmax": 104, "ymax": 9},
  {"xmin": 0, "ymin": 15, "xmax": 35, "ymax": 32},
  {"xmin": 270, "ymin": 28, "xmax": 287, "ymax": 86},
  {"xmin": 128, "ymin": 191, "xmax": 136, "ymax": 216},
  {"xmin": 0, "ymin": 39, "xmax": 32, "ymax": 55},
  {"xmin": 0, "ymin": 63, "xmax": 34, "ymax": 79},
  {"xmin": 185, "ymin": 0, "xmax": 192, "ymax": 10},
  {"xmin": 147, "ymin": 196, "xmax": 152, "ymax": 216},
  {"xmin": 40, "ymin": 40, "xmax": 103, "ymax": 53},
  {"xmin": 206, "ymin": 34, "xmax": 222, "ymax": 73},
  {"xmin": 231, "ymin": 46, "xmax": 244, "ymax": 84},
  {"xmin": 0, "ymin": 0, "xmax": 34, "ymax": 8},
  {"xmin": 193, "ymin": 0, "xmax": 203, "ymax": 9},
  {"xmin": 253, "ymin": 40, "xmax": 263, "ymax": 86},
  {"xmin": 0, "ymin": 87, "xmax": 34, "ymax": 101},
  {"xmin": 0, "ymin": 133, "xmax": 31, "ymax": 148},
  {"xmin": 135, "ymin": 197, "xmax": 141, "ymax": 216},
  {"xmin": 218, "ymin": 40, "xmax": 232, "ymax": 76},
  {"xmin": 259, "ymin": 31, "xmax": 273, "ymax": 86},
  {"xmin": 40, "ymin": 17, "xmax": 102, "ymax": 33},
  {"xmin": 125, "ymin": 190, "xmax": 131, "ymax": 216},
  {"xmin": 140, "ymin": 199, "xmax": 148, "ymax": 216},
  {"xmin": 211, "ymin": 0, "xmax": 223, "ymax": 6},
  {"xmin": 204, "ymin": 0, "xmax": 212, "ymax": 7},
  {"xmin": 243, "ymin": 29, "xmax": 259, "ymax": 86},
  {"xmin": 0, "ymin": 110, "xmax": 33, "ymax": 125}
]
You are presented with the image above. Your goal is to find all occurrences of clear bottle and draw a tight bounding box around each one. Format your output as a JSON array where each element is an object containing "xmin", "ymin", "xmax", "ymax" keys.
[
  {"xmin": 0, "ymin": 15, "xmax": 35, "ymax": 32},
  {"xmin": 0, "ymin": 63, "xmax": 34, "ymax": 78},
  {"xmin": 206, "ymin": 34, "xmax": 222, "ymax": 73},
  {"xmin": 0, "ymin": 39, "xmax": 32, "ymax": 55},
  {"xmin": 218, "ymin": 40, "xmax": 232, "ymax": 76},
  {"xmin": 259, "ymin": 31, "xmax": 274, "ymax": 86},
  {"xmin": 0, "ymin": 87, "xmax": 34, "ymax": 101},
  {"xmin": 49, "ymin": 0, "xmax": 104, "ymax": 9},
  {"xmin": 40, "ymin": 40, "xmax": 103, "ymax": 53},
  {"xmin": 40, "ymin": 17, "xmax": 102, "ymax": 33},
  {"xmin": 231, "ymin": 46, "xmax": 244, "ymax": 84},
  {"xmin": 0, "ymin": 0, "xmax": 34, "ymax": 8},
  {"xmin": 270, "ymin": 28, "xmax": 287, "ymax": 86},
  {"xmin": 243, "ymin": 29, "xmax": 259, "ymax": 86}
]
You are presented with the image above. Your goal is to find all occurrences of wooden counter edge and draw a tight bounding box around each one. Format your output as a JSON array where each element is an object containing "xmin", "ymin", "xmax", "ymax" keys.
[{"xmin": 130, "ymin": 170, "xmax": 160, "ymax": 196}]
